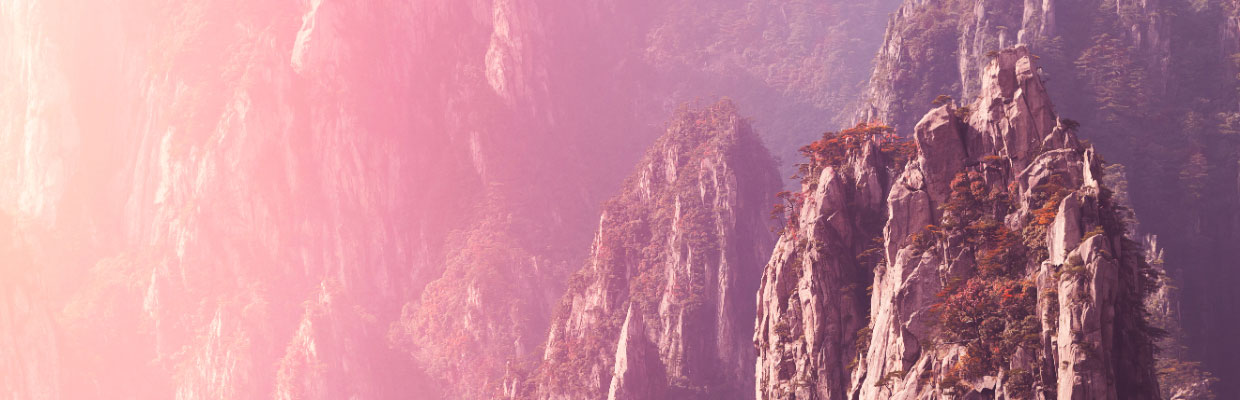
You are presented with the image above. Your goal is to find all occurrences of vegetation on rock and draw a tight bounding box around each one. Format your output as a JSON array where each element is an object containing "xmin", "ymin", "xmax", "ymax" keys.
[{"xmin": 528, "ymin": 99, "xmax": 780, "ymax": 399}]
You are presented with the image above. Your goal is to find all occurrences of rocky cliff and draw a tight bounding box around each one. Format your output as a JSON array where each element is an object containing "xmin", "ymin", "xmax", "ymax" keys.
[
  {"xmin": 859, "ymin": 1, "xmax": 1240, "ymax": 394},
  {"xmin": 523, "ymin": 100, "xmax": 781, "ymax": 400},
  {"xmin": 753, "ymin": 120, "xmax": 909, "ymax": 399},
  {"xmin": 859, "ymin": 0, "xmax": 1169, "ymax": 134},
  {"xmin": 0, "ymin": 0, "xmax": 649, "ymax": 397},
  {"xmin": 757, "ymin": 46, "xmax": 1162, "ymax": 399},
  {"xmin": 0, "ymin": 0, "xmax": 912, "ymax": 397},
  {"xmin": 4, "ymin": 0, "xmax": 1233, "ymax": 397}
]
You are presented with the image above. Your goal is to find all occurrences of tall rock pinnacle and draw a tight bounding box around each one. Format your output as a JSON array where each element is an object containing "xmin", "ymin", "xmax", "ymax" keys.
[{"xmin": 757, "ymin": 46, "xmax": 1162, "ymax": 400}]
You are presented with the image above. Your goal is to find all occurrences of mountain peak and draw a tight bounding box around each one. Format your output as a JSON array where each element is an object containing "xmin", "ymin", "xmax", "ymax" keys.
[
  {"xmin": 757, "ymin": 46, "xmax": 1162, "ymax": 399},
  {"xmin": 525, "ymin": 99, "xmax": 780, "ymax": 400}
]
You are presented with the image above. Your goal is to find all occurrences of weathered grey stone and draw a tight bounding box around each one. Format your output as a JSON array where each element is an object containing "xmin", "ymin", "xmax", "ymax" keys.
[
  {"xmin": 760, "ymin": 47, "xmax": 1161, "ymax": 400},
  {"xmin": 912, "ymin": 105, "xmax": 967, "ymax": 209},
  {"xmin": 755, "ymin": 136, "xmax": 896, "ymax": 400},
  {"xmin": 1055, "ymin": 236, "xmax": 1119, "ymax": 400},
  {"xmin": 608, "ymin": 306, "xmax": 666, "ymax": 400},
  {"xmin": 537, "ymin": 103, "xmax": 779, "ymax": 400},
  {"xmin": 1048, "ymin": 192, "xmax": 1083, "ymax": 265}
]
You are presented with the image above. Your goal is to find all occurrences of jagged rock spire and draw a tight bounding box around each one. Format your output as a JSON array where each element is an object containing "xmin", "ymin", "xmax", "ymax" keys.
[
  {"xmin": 757, "ymin": 46, "xmax": 1161, "ymax": 400},
  {"xmin": 528, "ymin": 100, "xmax": 781, "ymax": 400}
]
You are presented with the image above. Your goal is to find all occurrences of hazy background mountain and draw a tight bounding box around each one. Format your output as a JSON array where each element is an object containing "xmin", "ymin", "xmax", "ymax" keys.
[
  {"xmin": 0, "ymin": 0, "xmax": 899, "ymax": 398},
  {"xmin": 0, "ymin": 0, "xmax": 1235, "ymax": 398}
]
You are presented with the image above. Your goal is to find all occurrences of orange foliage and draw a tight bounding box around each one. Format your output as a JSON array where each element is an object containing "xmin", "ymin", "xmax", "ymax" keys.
[
  {"xmin": 1029, "ymin": 174, "xmax": 1071, "ymax": 227},
  {"xmin": 795, "ymin": 122, "xmax": 916, "ymax": 184},
  {"xmin": 931, "ymin": 172, "xmax": 1040, "ymax": 381},
  {"xmin": 936, "ymin": 278, "xmax": 1038, "ymax": 380}
]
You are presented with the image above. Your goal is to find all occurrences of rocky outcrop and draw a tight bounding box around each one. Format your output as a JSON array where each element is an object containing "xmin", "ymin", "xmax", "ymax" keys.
[
  {"xmin": 859, "ymin": 0, "xmax": 1170, "ymax": 133},
  {"xmin": 760, "ymin": 46, "xmax": 1162, "ymax": 399},
  {"xmin": 0, "ymin": 0, "xmax": 929, "ymax": 395},
  {"xmin": 0, "ymin": 0, "xmax": 668, "ymax": 398},
  {"xmin": 859, "ymin": 4, "xmax": 1240, "ymax": 395},
  {"xmin": 607, "ymin": 305, "xmax": 667, "ymax": 400},
  {"xmin": 528, "ymin": 100, "xmax": 781, "ymax": 400},
  {"xmin": 753, "ymin": 130, "xmax": 901, "ymax": 399}
]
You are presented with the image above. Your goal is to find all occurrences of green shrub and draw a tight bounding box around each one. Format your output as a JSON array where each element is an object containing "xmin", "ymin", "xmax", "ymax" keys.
[{"xmin": 1005, "ymin": 368, "xmax": 1035, "ymax": 399}]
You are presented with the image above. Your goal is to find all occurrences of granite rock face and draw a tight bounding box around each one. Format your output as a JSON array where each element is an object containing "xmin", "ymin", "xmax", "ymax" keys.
[
  {"xmin": 607, "ymin": 305, "xmax": 667, "ymax": 400},
  {"xmin": 0, "ymin": 0, "xmax": 661, "ymax": 398},
  {"xmin": 753, "ymin": 135, "xmax": 899, "ymax": 399},
  {"xmin": 758, "ymin": 46, "xmax": 1162, "ymax": 400},
  {"xmin": 527, "ymin": 100, "xmax": 781, "ymax": 400}
]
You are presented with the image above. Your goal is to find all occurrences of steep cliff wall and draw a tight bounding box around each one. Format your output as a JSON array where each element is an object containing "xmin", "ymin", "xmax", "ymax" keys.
[
  {"xmin": 754, "ymin": 122, "xmax": 909, "ymax": 399},
  {"xmin": 0, "ymin": 0, "xmax": 908, "ymax": 396},
  {"xmin": 526, "ymin": 100, "xmax": 781, "ymax": 400},
  {"xmin": 758, "ymin": 46, "xmax": 1162, "ymax": 399},
  {"xmin": 860, "ymin": 1, "xmax": 1240, "ymax": 393},
  {"xmin": 0, "ymin": 0, "xmax": 655, "ymax": 397}
]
